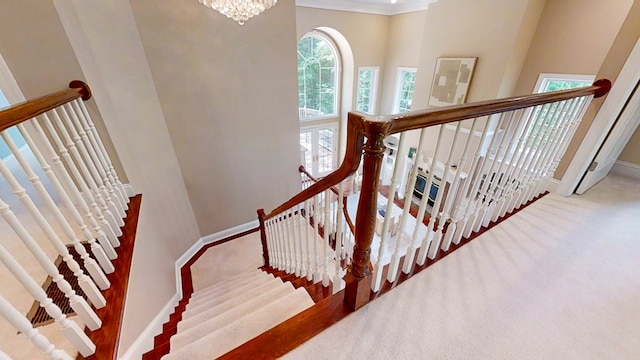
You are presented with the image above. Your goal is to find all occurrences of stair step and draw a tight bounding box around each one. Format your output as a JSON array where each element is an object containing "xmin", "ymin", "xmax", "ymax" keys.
[
  {"xmin": 187, "ymin": 273, "xmax": 275, "ymax": 309},
  {"xmin": 190, "ymin": 270, "xmax": 271, "ymax": 301},
  {"xmin": 172, "ymin": 282, "xmax": 297, "ymax": 349},
  {"xmin": 178, "ymin": 281, "xmax": 295, "ymax": 332},
  {"xmin": 161, "ymin": 288, "xmax": 314, "ymax": 360},
  {"xmin": 183, "ymin": 277, "xmax": 283, "ymax": 319}
]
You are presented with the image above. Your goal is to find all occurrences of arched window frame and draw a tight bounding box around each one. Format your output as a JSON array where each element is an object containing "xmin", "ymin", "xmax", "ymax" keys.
[{"xmin": 297, "ymin": 31, "xmax": 341, "ymax": 122}]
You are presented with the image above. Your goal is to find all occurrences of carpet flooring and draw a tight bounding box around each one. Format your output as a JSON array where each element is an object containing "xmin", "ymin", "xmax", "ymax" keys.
[{"xmin": 283, "ymin": 173, "xmax": 640, "ymax": 359}]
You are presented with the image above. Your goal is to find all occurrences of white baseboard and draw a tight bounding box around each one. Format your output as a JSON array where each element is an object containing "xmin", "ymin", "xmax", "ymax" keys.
[
  {"xmin": 175, "ymin": 219, "xmax": 260, "ymax": 297},
  {"xmin": 547, "ymin": 178, "xmax": 560, "ymax": 194},
  {"xmin": 117, "ymin": 293, "xmax": 179, "ymax": 360},
  {"xmin": 611, "ymin": 161, "xmax": 640, "ymax": 180}
]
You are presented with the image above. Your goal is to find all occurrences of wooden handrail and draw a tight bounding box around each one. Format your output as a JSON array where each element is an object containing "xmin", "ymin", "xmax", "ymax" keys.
[
  {"xmin": 297, "ymin": 165, "xmax": 356, "ymax": 235},
  {"xmin": 358, "ymin": 79, "xmax": 611, "ymax": 135},
  {"xmin": 263, "ymin": 118, "xmax": 365, "ymax": 221},
  {"xmin": 0, "ymin": 80, "xmax": 91, "ymax": 133}
]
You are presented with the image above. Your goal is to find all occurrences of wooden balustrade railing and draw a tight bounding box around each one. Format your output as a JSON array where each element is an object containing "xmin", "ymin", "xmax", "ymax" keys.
[
  {"xmin": 0, "ymin": 81, "xmax": 133, "ymax": 359},
  {"xmin": 258, "ymin": 79, "xmax": 611, "ymax": 311},
  {"xmin": 298, "ymin": 165, "xmax": 356, "ymax": 234}
]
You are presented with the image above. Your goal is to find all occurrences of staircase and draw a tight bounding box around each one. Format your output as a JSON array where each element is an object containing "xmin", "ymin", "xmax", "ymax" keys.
[{"xmin": 155, "ymin": 269, "xmax": 314, "ymax": 359}]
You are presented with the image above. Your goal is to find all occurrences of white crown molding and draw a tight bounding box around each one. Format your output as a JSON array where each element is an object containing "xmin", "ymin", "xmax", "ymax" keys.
[{"xmin": 296, "ymin": 0, "xmax": 438, "ymax": 16}]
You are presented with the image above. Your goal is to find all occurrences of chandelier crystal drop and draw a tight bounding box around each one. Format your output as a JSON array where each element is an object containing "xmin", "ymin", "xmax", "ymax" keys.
[{"xmin": 198, "ymin": 0, "xmax": 278, "ymax": 25}]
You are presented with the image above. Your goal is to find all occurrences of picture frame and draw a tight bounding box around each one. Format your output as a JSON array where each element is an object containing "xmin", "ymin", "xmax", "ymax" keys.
[{"xmin": 428, "ymin": 57, "xmax": 477, "ymax": 108}]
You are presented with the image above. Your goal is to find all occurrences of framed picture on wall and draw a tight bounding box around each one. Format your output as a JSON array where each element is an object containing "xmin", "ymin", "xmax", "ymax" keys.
[{"xmin": 428, "ymin": 57, "xmax": 477, "ymax": 108}]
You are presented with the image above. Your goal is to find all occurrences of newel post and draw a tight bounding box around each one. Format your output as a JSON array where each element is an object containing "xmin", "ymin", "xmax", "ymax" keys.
[
  {"xmin": 257, "ymin": 209, "xmax": 270, "ymax": 268},
  {"xmin": 344, "ymin": 122, "xmax": 388, "ymax": 311}
]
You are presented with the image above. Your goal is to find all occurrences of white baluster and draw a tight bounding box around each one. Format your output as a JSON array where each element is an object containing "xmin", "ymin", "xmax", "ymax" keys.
[
  {"xmin": 0, "ymin": 197, "xmax": 102, "ymax": 332},
  {"xmin": 66, "ymin": 102, "xmax": 126, "ymax": 217},
  {"xmin": 311, "ymin": 194, "xmax": 321, "ymax": 283},
  {"xmin": 1, "ymin": 130, "xmax": 110, "ymax": 301},
  {"xmin": 370, "ymin": 133, "xmax": 406, "ymax": 291},
  {"xmin": 264, "ymin": 219, "xmax": 280, "ymax": 269},
  {"xmin": 465, "ymin": 113, "xmax": 510, "ymax": 236},
  {"xmin": 76, "ymin": 99, "xmax": 130, "ymax": 203},
  {"xmin": 495, "ymin": 107, "xmax": 545, "ymax": 219},
  {"xmin": 470, "ymin": 112, "xmax": 516, "ymax": 234},
  {"xmin": 441, "ymin": 118, "xmax": 481, "ymax": 251},
  {"xmin": 454, "ymin": 115, "xmax": 499, "ymax": 242},
  {"xmin": 478, "ymin": 112, "xmax": 521, "ymax": 228},
  {"xmin": 0, "ymin": 212, "xmax": 96, "ymax": 355},
  {"xmin": 332, "ymin": 182, "xmax": 345, "ymax": 294},
  {"xmin": 296, "ymin": 203, "xmax": 307, "ymax": 278},
  {"xmin": 387, "ymin": 130, "xmax": 427, "ymax": 283},
  {"xmin": 322, "ymin": 189, "xmax": 331, "ymax": 286},
  {"xmin": 0, "ymin": 293, "xmax": 74, "ymax": 360},
  {"xmin": 17, "ymin": 124, "xmax": 115, "ymax": 277},
  {"xmin": 41, "ymin": 112, "xmax": 122, "ymax": 245},
  {"xmin": 289, "ymin": 208, "xmax": 300, "ymax": 277},
  {"xmin": 30, "ymin": 118, "xmax": 119, "ymax": 259},
  {"xmin": 57, "ymin": 106, "xmax": 124, "ymax": 226},
  {"xmin": 276, "ymin": 215, "xmax": 288, "ymax": 273},
  {"xmin": 414, "ymin": 125, "xmax": 449, "ymax": 266},
  {"xmin": 543, "ymin": 96, "xmax": 591, "ymax": 193},
  {"xmin": 488, "ymin": 109, "xmax": 532, "ymax": 222},
  {"xmin": 303, "ymin": 198, "xmax": 314, "ymax": 282},
  {"xmin": 510, "ymin": 102, "xmax": 563, "ymax": 211},
  {"xmin": 521, "ymin": 100, "xmax": 575, "ymax": 203},
  {"xmin": 72, "ymin": 100, "xmax": 128, "ymax": 210},
  {"xmin": 431, "ymin": 120, "xmax": 474, "ymax": 253}
]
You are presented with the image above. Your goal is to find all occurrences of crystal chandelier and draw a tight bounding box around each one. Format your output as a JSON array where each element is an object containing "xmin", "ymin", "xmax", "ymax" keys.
[{"xmin": 198, "ymin": 0, "xmax": 278, "ymax": 25}]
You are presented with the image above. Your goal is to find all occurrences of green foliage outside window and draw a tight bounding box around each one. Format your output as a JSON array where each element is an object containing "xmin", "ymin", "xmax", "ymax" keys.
[{"xmin": 297, "ymin": 36, "xmax": 337, "ymax": 119}]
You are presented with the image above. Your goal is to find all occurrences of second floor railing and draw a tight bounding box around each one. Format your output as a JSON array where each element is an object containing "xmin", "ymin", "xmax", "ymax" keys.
[{"xmin": 259, "ymin": 79, "xmax": 611, "ymax": 310}]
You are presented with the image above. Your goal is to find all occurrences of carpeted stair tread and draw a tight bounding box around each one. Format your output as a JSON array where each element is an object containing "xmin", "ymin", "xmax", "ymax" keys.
[
  {"xmin": 171, "ymin": 282, "xmax": 297, "ymax": 349},
  {"xmin": 184, "ymin": 277, "xmax": 283, "ymax": 318},
  {"xmin": 187, "ymin": 273, "xmax": 276, "ymax": 309},
  {"xmin": 178, "ymin": 281, "xmax": 295, "ymax": 332},
  {"xmin": 190, "ymin": 270, "xmax": 273, "ymax": 301},
  {"xmin": 161, "ymin": 288, "xmax": 314, "ymax": 360}
]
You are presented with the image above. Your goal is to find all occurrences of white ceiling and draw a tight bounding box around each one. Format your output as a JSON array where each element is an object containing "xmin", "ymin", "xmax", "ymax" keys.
[{"xmin": 295, "ymin": 0, "xmax": 439, "ymax": 16}]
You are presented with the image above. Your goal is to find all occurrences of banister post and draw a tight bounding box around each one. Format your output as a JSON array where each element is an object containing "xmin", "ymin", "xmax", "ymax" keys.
[
  {"xmin": 344, "ymin": 122, "xmax": 388, "ymax": 311},
  {"xmin": 257, "ymin": 209, "xmax": 270, "ymax": 268}
]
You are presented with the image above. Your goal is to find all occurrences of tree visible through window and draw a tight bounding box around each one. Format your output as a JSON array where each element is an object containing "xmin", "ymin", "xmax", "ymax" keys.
[
  {"xmin": 297, "ymin": 35, "xmax": 338, "ymax": 120},
  {"xmin": 356, "ymin": 67, "xmax": 379, "ymax": 114},
  {"xmin": 394, "ymin": 68, "xmax": 417, "ymax": 113}
]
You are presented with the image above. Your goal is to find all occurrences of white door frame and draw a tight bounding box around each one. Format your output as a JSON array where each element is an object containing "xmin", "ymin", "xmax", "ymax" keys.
[{"xmin": 556, "ymin": 36, "xmax": 640, "ymax": 196}]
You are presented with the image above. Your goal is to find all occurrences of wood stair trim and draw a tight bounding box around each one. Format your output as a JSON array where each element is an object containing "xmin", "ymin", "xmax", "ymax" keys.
[{"xmin": 78, "ymin": 194, "xmax": 142, "ymax": 360}]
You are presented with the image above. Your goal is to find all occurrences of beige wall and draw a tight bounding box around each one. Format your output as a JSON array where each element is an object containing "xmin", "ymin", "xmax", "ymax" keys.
[
  {"xmin": 403, "ymin": 0, "xmax": 545, "ymax": 161},
  {"xmin": 412, "ymin": 0, "xmax": 544, "ymax": 110},
  {"xmin": 131, "ymin": 0, "xmax": 301, "ymax": 237},
  {"xmin": 379, "ymin": 10, "xmax": 428, "ymax": 115},
  {"xmin": 551, "ymin": 0, "xmax": 639, "ymax": 178},
  {"xmin": 513, "ymin": 0, "xmax": 634, "ymax": 96}
]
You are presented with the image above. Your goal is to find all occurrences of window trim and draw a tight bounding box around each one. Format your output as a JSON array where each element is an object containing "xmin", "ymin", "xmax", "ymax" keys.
[
  {"xmin": 393, "ymin": 67, "xmax": 417, "ymax": 113},
  {"xmin": 534, "ymin": 73, "xmax": 595, "ymax": 93},
  {"xmin": 356, "ymin": 66, "xmax": 379, "ymax": 115}
]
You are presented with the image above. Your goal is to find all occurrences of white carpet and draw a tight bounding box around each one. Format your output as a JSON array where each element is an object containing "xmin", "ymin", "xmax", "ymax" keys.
[{"xmin": 283, "ymin": 173, "xmax": 640, "ymax": 360}]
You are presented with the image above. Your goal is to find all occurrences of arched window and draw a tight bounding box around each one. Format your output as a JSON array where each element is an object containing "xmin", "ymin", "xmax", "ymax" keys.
[{"xmin": 297, "ymin": 34, "xmax": 339, "ymax": 120}]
